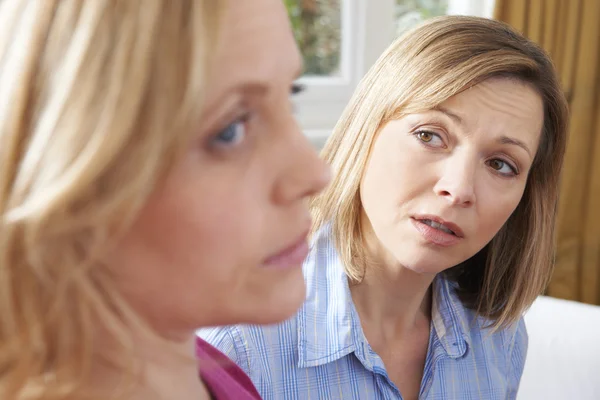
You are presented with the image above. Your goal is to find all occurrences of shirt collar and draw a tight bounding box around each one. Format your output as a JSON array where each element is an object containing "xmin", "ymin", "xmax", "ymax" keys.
[{"xmin": 431, "ymin": 274, "xmax": 472, "ymax": 358}]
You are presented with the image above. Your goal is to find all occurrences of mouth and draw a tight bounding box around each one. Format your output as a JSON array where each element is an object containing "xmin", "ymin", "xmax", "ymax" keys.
[
  {"xmin": 410, "ymin": 215, "xmax": 464, "ymax": 247},
  {"xmin": 263, "ymin": 230, "xmax": 310, "ymax": 270},
  {"xmin": 412, "ymin": 215, "xmax": 464, "ymax": 238},
  {"xmin": 419, "ymin": 219, "xmax": 457, "ymax": 237}
]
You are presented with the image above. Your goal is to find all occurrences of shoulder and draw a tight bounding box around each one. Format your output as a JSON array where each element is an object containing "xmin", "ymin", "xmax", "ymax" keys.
[
  {"xmin": 437, "ymin": 276, "xmax": 528, "ymax": 367},
  {"xmin": 503, "ymin": 317, "xmax": 528, "ymax": 367},
  {"xmin": 476, "ymin": 314, "xmax": 528, "ymax": 359},
  {"xmin": 467, "ymin": 308, "xmax": 528, "ymax": 386},
  {"xmin": 498, "ymin": 317, "xmax": 528, "ymax": 397},
  {"xmin": 465, "ymin": 306, "xmax": 528, "ymax": 361}
]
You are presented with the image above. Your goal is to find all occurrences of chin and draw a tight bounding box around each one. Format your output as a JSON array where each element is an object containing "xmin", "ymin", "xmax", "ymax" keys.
[
  {"xmin": 253, "ymin": 280, "xmax": 307, "ymax": 324},
  {"xmin": 395, "ymin": 248, "xmax": 461, "ymax": 274},
  {"xmin": 398, "ymin": 252, "xmax": 453, "ymax": 275},
  {"xmin": 402, "ymin": 263, "xmax": 440, "ymax": 275},
  {"xmin": 227, "ymin": 269, "xmax": 307, "ymax": 326}
]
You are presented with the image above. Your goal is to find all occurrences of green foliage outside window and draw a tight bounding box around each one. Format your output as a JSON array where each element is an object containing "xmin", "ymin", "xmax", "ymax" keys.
[
  {"xmin": 396, "ymin": 0, "xmax": 448, "ymax": 35},
  {"xmin": 285, "ymin": 0, "xmax": 448, "ymax": 77},
  {"xmin": 284, "ymin": 0, "xmax": 341, "ymax": 76}
]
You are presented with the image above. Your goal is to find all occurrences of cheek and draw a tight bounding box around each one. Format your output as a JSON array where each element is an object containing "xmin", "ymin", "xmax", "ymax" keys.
[
  {"xmin": 143, "ymin": 186, "xmax": 262, "ymax": 278},
  {"xmin": 476, "ymin": 187, "xmax": 524, "ymax": 239},
  {"xmin": 112, "ymin": 168, "xmax": 267, "ymax": 298},
  {"xmin": 361, "ymin": 140, "xmax": 430, "ymax": 216},
  {"xmin": 107, "ymin": 172, "xmax": 271, "ymax": 330}
]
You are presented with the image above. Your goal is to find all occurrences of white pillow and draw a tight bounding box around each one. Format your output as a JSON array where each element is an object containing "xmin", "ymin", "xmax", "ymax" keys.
[{"xmin": 518, "ymin": 296, "xmax": 600, "ymax": 400}]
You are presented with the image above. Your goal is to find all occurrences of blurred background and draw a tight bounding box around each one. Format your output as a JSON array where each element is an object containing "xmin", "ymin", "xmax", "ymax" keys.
[{"xmin": 287, "ymin": 0, "xmax": 600, "ymax": 309}]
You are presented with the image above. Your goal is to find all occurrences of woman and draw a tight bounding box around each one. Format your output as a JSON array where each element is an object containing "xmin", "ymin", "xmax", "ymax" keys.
[
  {"xmin": 200, "ymin": 15, "xmax": 569, "ymax": 400},
  {"xmin": 0, "ymin": 0, "xmax": 329, "ymax": 399}
]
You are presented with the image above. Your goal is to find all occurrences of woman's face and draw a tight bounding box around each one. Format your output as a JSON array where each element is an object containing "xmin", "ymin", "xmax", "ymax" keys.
[
  {"xmin": 360, "ymin": 78, "xmax": 543, "ymax": 275},
  {"xmin": 110, "ymin": 0, "xmax": 329, "ymax": 335}
]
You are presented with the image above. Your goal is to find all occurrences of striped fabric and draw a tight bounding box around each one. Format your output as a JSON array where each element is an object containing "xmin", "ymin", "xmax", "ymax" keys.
[{"xmin": 198, "ymin": 225, "xmax": 528, "ymax": 400}]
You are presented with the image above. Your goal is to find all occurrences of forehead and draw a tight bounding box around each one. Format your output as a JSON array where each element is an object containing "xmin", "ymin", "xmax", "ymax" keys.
[
  {"xmin": 440, "ymin": 78, "xmax": 544, "ymax": 145},
  {"xmin": 211, "ymin": 0, "xmax": 301, "ymax": 91},
  {"xmin": 444, "ymin": 79, "xmax": 542, "ymax": 123}
]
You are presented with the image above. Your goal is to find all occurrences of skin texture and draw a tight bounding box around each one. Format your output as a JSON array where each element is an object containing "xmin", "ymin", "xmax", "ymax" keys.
[
  {"xmin": 112, "ymin": 0, "xmax": 329, "ymax": 336},
  {"xmin": 98, "ymin": 1, "xmax": 330, "ymax": 398},
  {"xmin": 353, "ymin": 78, "xmax": 544, "ymax": 400},
  {"xmin": 361, "ymin": 78, "xmax": 543, "ymax": 276}
]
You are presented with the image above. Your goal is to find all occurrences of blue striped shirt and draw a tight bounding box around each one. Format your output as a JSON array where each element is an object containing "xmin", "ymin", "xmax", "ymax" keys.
[{"xmin": 198, "ymin": 225, "xmax": 528, "ymax": 399}]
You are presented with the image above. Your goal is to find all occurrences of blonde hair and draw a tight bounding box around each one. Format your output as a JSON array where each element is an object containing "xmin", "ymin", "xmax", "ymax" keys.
[
  {"xmin": 311, "ymin": 15, "xmax": 568, "ymax": 329},
  {"xmin": 0, "ymin": 0, "xmax": 223, "ymax": 398}
]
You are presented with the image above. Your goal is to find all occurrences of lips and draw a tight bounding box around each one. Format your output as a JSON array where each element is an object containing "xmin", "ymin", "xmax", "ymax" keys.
[
  {"xmin": 263, "ymin": 231, "xmax": 310, "ymax": 270},
  {"xmin": 411, "ymin": 215, "xmax": 464, "ymax": 247},
  {"xmin": 412, "ymin": 215, "xmax": 464, "ymax": 238},
  {"xmin": 421, "ymin": 219, "xmax": 455, "ymax": 235}
]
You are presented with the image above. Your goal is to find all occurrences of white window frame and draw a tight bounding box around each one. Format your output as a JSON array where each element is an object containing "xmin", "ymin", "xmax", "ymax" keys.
[
  {"xmin": 447, "ymin": 0, "xmax": 495, "ymax": 18},
  {"xmin": 298, "ymin": 0, "xmax": 496, "ymax": 148}
]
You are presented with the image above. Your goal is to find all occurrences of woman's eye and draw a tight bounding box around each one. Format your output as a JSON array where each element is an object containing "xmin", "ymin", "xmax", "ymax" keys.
[
  {"xmin": 415, "ymin": 130, "xmax": 444, "ymax": 147},
  {"xmin": 487, "ymin": 159, "xmax": 518, "ymax": 176},
  {"xmin": 212, "ymin": 117, "xmax": 248, "ymax": 147}
]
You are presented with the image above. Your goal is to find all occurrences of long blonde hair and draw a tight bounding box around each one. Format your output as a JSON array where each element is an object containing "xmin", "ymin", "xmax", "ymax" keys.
[
  {"xmin": 311, "ymin": 16, "xmax": 568, "ymax": 329},
  {"xmin": 0, "ymin": 0, "xmax": 223, "ymax": 398}
]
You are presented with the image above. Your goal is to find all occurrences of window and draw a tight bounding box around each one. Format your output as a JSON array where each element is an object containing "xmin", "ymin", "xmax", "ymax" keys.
[
  {"xmin": 287, "ymin": 0, "xmax": 496, "ymax": 148},
  {"xmin": 285, "ymin": 0, "xmax": 342, "ymax": 77},
  {"xmin": 396, "ymin": 0, "xmax": 448, "ymax": 36},
  {"xmin": 286, "ymin": 0, "xmax": 372, "ymax": 145}
]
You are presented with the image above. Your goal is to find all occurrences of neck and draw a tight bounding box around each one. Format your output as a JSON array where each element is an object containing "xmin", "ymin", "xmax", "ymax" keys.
[
  {"xmin": 89, "ymin": 328, "xmax": 210, "ymax": 400},
  {"xmin": 350, "ymin": 215, "xmax": 435, "ymax": 341}
]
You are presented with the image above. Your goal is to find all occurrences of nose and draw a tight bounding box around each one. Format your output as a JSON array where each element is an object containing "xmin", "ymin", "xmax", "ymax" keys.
[
  {"xmin": 273, "ymin": 127, "xmax": 331, "ymax": 205},
  {"xmin": 433, "ymin": 157, "xmax": 476, "ymax": 207}
]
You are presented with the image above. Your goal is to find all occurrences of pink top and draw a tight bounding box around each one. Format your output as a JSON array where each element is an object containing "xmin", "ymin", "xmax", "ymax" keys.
[{"xmin": 196, "ymin": 337, "xmax": 261, "ymax": 399}]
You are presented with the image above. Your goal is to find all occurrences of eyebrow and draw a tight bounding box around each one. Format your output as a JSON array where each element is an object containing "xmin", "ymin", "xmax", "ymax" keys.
[
  {"xmin": 498, "ymin": 136, "xmax": 532, "ymax": 156},
  {"xmin": 433, "ymin": 106, "xmax": 533, "ymax": 156},
  {"xmin": 232, "ymin": 81, "xmax": 303, "ymax": 98},
  {"xmin": 230, "ymin": 61, "xmax": 305, "ymax": 97},
  {"xmin": 434, "ymin": 106, "xmax": 464, "ymax": 125},
  {"xmin": 234, "ymin": 82, "xmax": 269, "ymax": 96}
]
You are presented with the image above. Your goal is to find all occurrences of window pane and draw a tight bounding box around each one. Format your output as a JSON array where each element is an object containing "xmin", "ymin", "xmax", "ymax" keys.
[
  {"xmin": 396, "ymin": 0, "xmax": 448, "ymax": 36},
  {"xmin": 285, "ymin": 0, "xmax": 342, "ymax": 77}
]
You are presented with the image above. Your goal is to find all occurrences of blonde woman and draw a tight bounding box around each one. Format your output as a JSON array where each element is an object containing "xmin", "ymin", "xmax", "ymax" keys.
[
  {"xmin": 200, "ymin": 15, "xmax": 569, "ymax": 400},
  {"xmin": 0, "ymin": 0, "xmax": 329, "ymax": 399}
]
